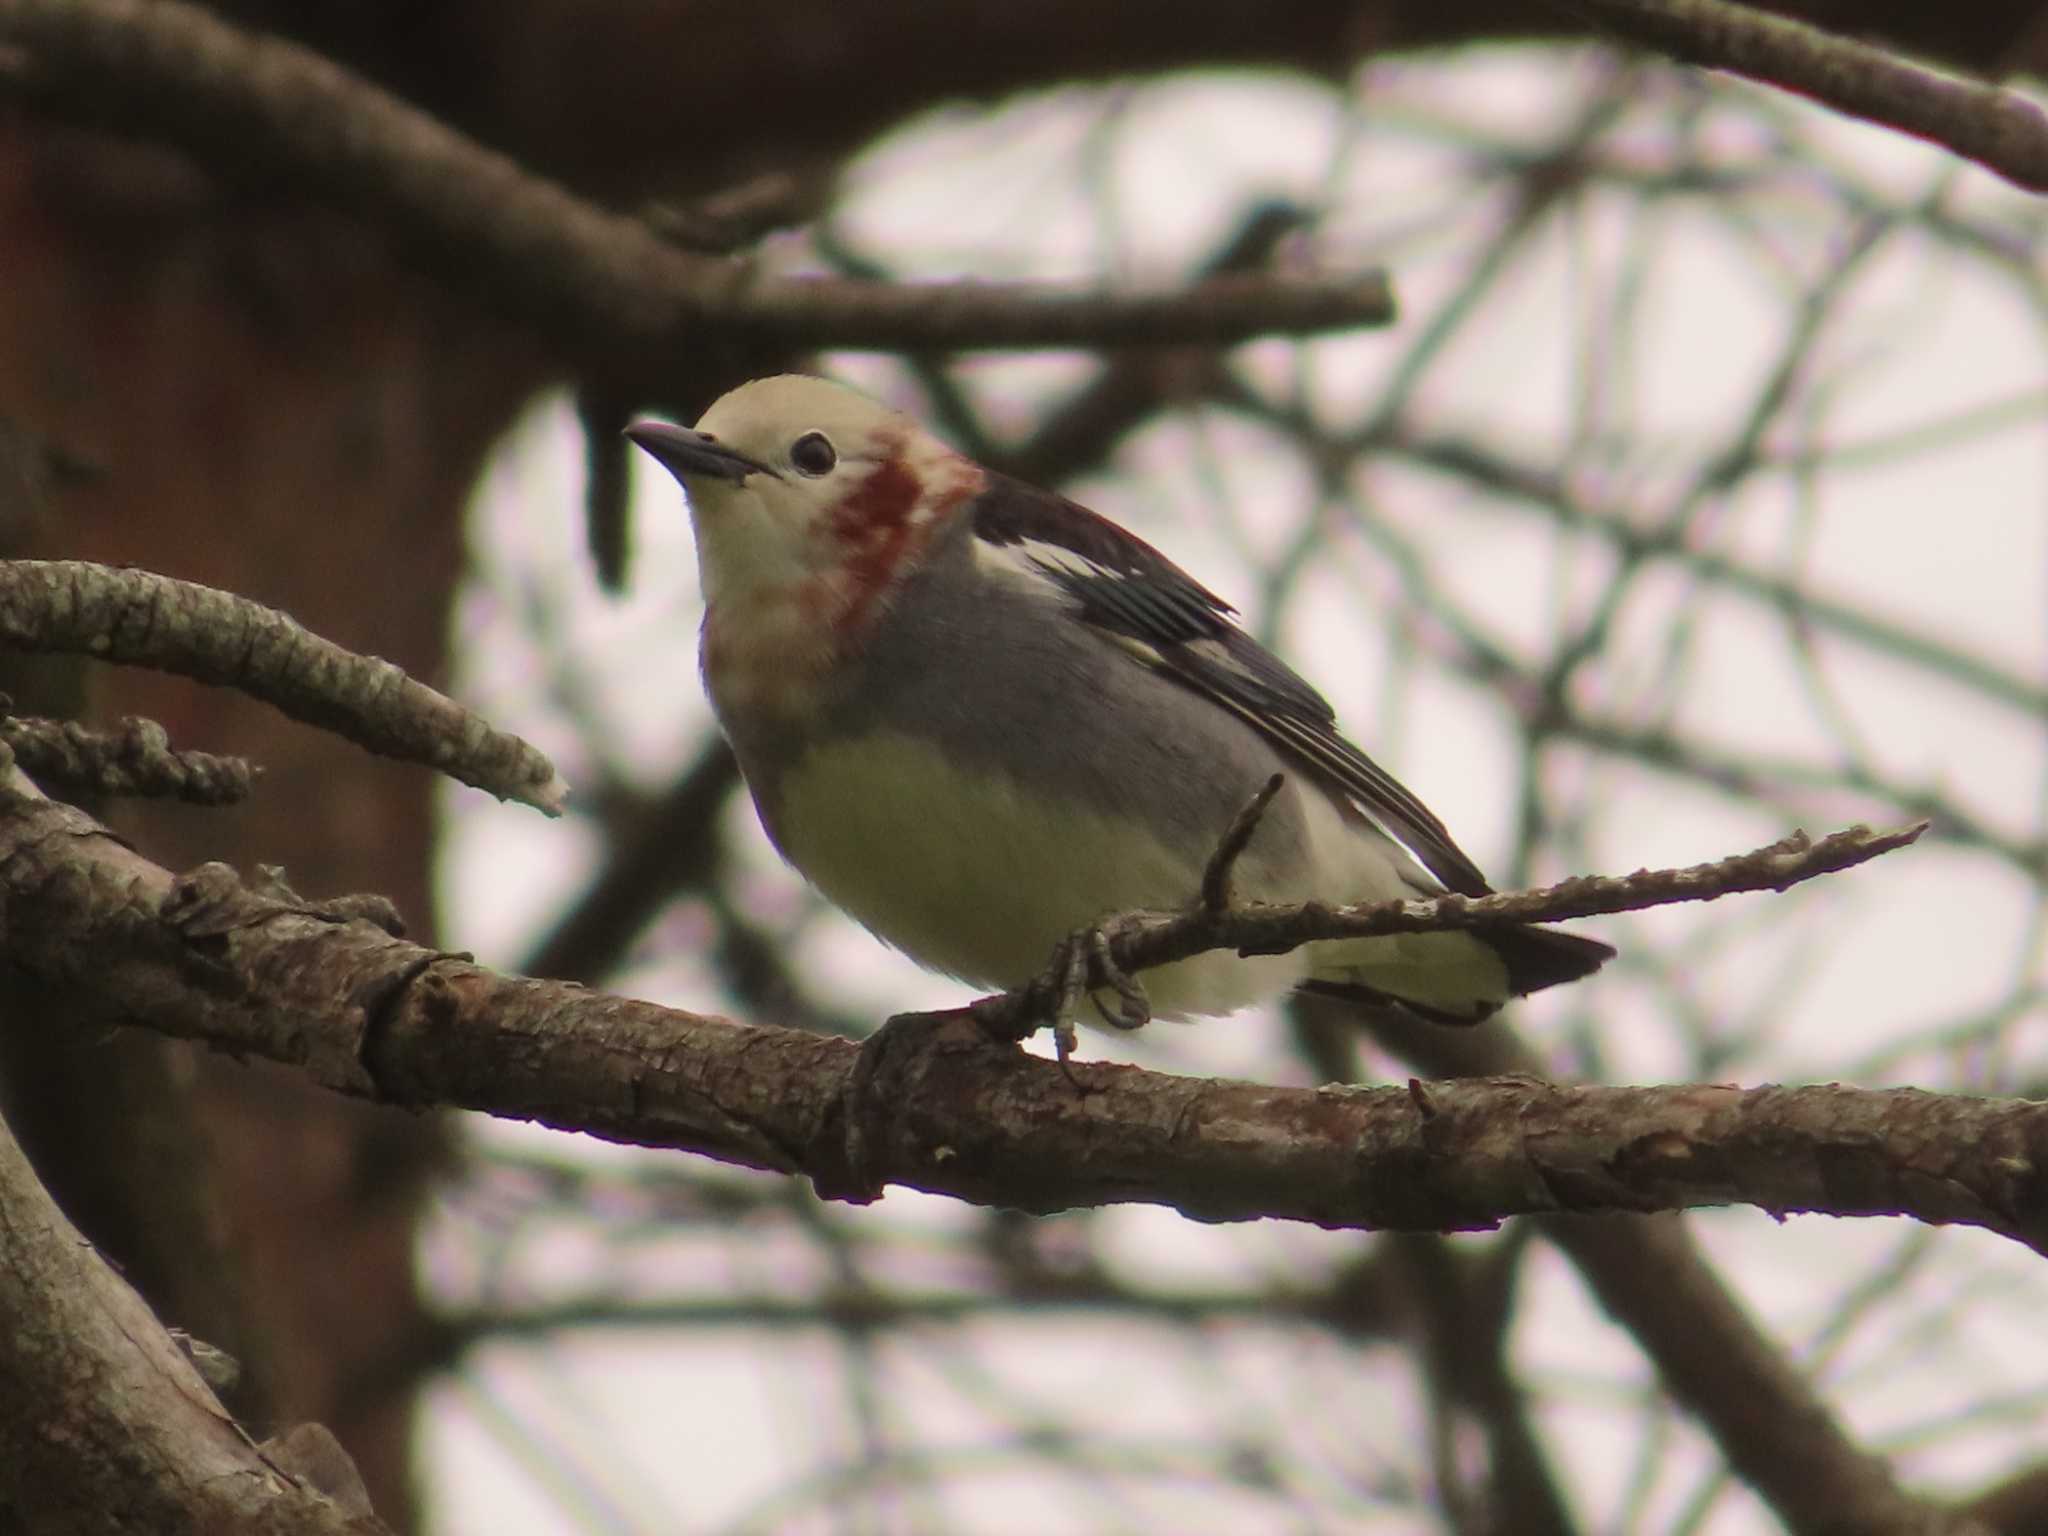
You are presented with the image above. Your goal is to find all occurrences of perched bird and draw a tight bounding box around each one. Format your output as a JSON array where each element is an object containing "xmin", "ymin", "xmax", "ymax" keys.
[{"xmin": 625, "ymin": 375, "xmax": 1611, "ymax": 1036}]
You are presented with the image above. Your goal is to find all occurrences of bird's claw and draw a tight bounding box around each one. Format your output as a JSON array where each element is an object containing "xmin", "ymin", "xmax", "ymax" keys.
[
  {"xmin": 1086, "ymin": 925, "xmax": 1152, "ymax": 1030},
  {"xmin": 1044, "ymin": 919, "xmax": 1152, "ymax": 1077}
]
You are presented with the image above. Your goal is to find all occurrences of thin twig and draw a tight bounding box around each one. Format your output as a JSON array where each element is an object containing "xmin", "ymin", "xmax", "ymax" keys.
[
  {"xmin": 638, "ymin": 171, "xmax": 822, "ymax": 254},
  {"xmin": 1201, "ymin": 772, "xmax": 1286, "ymax": 914},
  {"xmin": 1566, "ymin": 0, "xmax": 2048, "ymax": 192},
  {"xmin": 0, "ymin": 561, "xmax": 565, "ymax": 814},
  {"xmin": 0, "ymin": 713, "xmax": 256, "ymax": 805},
  {"xmin": 983, "ymin": 821, "xmax": 1925, "ymax": 1041},
  {"xmin": 1161, "ymin": 819, "xmax": 1924, "ymax": 964}
]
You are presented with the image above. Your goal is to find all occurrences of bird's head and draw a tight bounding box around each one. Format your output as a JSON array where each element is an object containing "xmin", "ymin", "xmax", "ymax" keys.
[{"xmin": 625, "ymin": 375, "xmax": 984, "ymax": 624}]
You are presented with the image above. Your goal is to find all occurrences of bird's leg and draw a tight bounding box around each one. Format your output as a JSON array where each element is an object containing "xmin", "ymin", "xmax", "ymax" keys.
[
  {"xmin": 836, "ymin": 775, "xmax": 1283, "ymax": 1195},
  {"xmin": 1029, "ymin": 918, "xmax": 1156, "ymax": 1049},
  {"xmin": 1047, "ymin": 928, "xmax": 1092, "ymax": 1061},
  {"xmin": 842, "ymin": 772, "xmax": 1286, "ymax": 1188},
  {"xmin": 1057, "ymin": 773, "xmax": 1286, "ymax": 1056},
  {"xmin": 836, "ymin": 909, "xmax": 1155, "ymax": 1193},
  {"xmin": 1081, "ymin": 921, "xmax": 1152, "ymax": 1033}
]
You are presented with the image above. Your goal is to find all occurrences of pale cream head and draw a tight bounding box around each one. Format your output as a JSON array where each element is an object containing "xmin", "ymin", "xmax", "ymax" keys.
[{"xmin": 671, "ymin": 375, "xmax": 930, "ymax": 603}]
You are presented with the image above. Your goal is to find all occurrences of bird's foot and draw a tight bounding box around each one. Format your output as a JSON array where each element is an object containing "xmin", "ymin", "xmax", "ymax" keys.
[
  {"xmin": 1075, "ymin": 922, "xmax": 1153, "ymax": 1035},
  {"xmin": 831, "ymin": 915, "xmax": 1160, "ymax": 1197},
  {"xmin": 976, "ymin": 916, "xmax": 1155, "ymax": 1078}
]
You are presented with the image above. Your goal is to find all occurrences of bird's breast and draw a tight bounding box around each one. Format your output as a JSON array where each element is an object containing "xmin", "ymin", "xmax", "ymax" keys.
[{"xmin": 699, "ymin": 588, "xmax": 848, "ymax": 720}]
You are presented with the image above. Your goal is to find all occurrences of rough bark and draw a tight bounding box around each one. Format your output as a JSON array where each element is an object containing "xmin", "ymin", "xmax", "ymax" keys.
[{"xmin": 0, "ymin": 1085, "xmax": 386, "ymax": 1534}]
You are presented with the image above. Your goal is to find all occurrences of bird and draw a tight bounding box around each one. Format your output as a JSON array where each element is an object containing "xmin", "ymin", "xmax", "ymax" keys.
[{"xmin": 624, "ymin": 374, "xmax": 1611, "ymax": 1043}]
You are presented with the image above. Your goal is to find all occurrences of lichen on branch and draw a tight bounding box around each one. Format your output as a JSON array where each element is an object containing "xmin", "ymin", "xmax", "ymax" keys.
[{"xmin": 0, "ymin": 560, "xmax": 565, "ymax": 813}]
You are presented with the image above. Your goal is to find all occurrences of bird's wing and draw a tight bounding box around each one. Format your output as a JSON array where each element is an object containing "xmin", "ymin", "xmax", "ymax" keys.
[{"xmin": 968, "ymin": 474, "xmax": 1493, "ymax": 897}]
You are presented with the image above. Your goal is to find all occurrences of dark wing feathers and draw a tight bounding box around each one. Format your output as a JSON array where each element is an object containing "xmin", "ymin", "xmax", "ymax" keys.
[
  {"xmin": 971, "ymin": 477, "xmax": 1232, "ymax": 641},
  {"xmin": 970, "ymin": 474, "xmax": 1494, "ymax": 897}
]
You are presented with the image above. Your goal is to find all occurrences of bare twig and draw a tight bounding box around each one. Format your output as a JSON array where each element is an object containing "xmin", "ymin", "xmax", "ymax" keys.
[
  {"xmin": 1567, "ymin": 0, "xmax": 2048, "ymax": 192},
  {"xmin": 845, "ymin": 200, "xmax": 1319, "ymax": 485},
  {"xmin": 1353, "ymin": 422, "xmax": 2048, "ymax": 723},
  {"xmin": 639, "ymin": 171, "xmax": 823, "ymax": 254},
  {"xmin": 0, "ymin": 0, "xmax": 1395, "ymax": 355},
  {"xmin": 0, "ymin": 561, "xmax": 565, "ymax": 814},
  {"xmin": 1200, "ymin": 772, "xmax": 1286, "ymax": 914},
  {"xmin": 0, "ymin": 714, "xmax": 255, "ymax": 805},
  {"xmin": 979, "ymin": 822, "xmax": 1924, "ymax": 1040}
]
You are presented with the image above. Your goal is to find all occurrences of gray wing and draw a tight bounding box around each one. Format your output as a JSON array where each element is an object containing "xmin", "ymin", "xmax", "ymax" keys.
[{"xmin": 969, "ymin": 474, "xmax": 1493, "ymax": 897}]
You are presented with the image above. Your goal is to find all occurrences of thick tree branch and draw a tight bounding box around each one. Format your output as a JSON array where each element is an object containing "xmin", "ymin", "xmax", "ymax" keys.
[
  {"xmin": 0, "ymin": 783, "xmax": 2035, "ymax": 1257},
  {"xmin": 0, "ymin": 775, "xmax": 1998, "ymax": 1533},
  {"xmin": 0, "ymin": 0, "xmax": 1395, "ymax": 357},
  {"xmin": 0, "ymin": 1095, "xmax": 386, "ymax": 1533},
  {"xmin": 1567, "ymin": 0, "xmax": 2048, "ymax": 191},
  {"xmin": 0, "ymin": 561, "xmax": 564, "ymax": 814}
]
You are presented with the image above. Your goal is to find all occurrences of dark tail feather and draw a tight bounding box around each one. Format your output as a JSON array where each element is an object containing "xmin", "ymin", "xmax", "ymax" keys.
[
  {"xmin": 1486, "ymin": 925, "xmax": 1615, "ymax": 997},
  {"xmin": 1296, "ymin": 925, "xmax": 1617, "ymax": 1029},
  {"xmin": 1297, "ymin": 978, "xmax": 1499, "ymax": 1027}
]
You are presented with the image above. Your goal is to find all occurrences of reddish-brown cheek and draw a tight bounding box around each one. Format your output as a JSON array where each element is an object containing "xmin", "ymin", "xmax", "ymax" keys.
[
  {"xmin": 827, "ymin": 456, "xmax": 926, "ymax": 634},
  {"xmin": 832, "ymin": 452, "xmax": 921, "ymax": 537}
]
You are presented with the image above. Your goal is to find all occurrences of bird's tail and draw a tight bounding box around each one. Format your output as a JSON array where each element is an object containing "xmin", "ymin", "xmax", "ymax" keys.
[
  {"xmin": 1485, "ymin": 924, "xmax": 1616, "ymax": 997},
  {"xmin": 1302, "ymin": 925, "xmax": 1615, "ymax": 1026}
]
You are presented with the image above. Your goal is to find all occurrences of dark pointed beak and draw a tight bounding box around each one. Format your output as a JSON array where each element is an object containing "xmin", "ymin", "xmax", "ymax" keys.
[{"xmin": 622, "ymin": 419, "xmax": 775, "ymax": 483}]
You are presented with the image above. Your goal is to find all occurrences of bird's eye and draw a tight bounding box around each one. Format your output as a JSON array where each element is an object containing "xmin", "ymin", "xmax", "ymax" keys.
[{"xmin": 790, "ymin": 432, "xmax": 837, "ymax": 477}]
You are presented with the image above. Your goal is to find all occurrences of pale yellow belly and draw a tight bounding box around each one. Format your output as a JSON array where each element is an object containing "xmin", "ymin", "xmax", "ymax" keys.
[{"xmin": 774, "ymin": 731, "xmax": 1308, "ymax": 1018}]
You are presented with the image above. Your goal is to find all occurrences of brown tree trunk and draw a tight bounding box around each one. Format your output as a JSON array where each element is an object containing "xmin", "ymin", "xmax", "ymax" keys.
[{"xmin": 0, "ymin": 126, "xmax": 541, "ymax": 1525}]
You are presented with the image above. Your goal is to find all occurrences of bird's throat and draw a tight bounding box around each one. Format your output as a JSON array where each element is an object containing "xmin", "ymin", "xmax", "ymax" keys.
[{"xmin": 700, "ymin": 584, "xmax": 850, "ymax": 719}]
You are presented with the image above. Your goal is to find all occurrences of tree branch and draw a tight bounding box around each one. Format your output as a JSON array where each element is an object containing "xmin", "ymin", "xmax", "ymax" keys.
[
  {"xmin": 0, "ymin": 782, "xmax": 2035, "ymax": 1257},
  {"xmin": 0, "ymin": 1094, "xmax": 386, "ymax": 1533},
  {"xmin": 0, "ymin": 0, "xmax": 1395, "ymax": 356},
  {"xmin": 0, "ymin": 713, "xmax": 255, "ymax": 805},
  {"xmin": 979, "ymin": 818, "xmax": 1924, "ymax": 1038},
  {"xmin": 0, "ymin": 561, "xmax": 564, "ymax": 814},
  {"xmin": 1567, "ymin": 0, "xmax": 2048, "ymax": 192}
]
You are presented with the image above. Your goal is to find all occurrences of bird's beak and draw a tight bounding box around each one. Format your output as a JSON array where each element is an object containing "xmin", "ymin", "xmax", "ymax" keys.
[{"xmin": 622, "ymin": 419, "xmax": 775, "ymax": 483}]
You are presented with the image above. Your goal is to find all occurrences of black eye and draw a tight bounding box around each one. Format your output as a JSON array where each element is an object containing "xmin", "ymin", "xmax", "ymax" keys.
[{"xmin": 790, "ymin": 432, "xmax": 836, "ymax": 476}]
